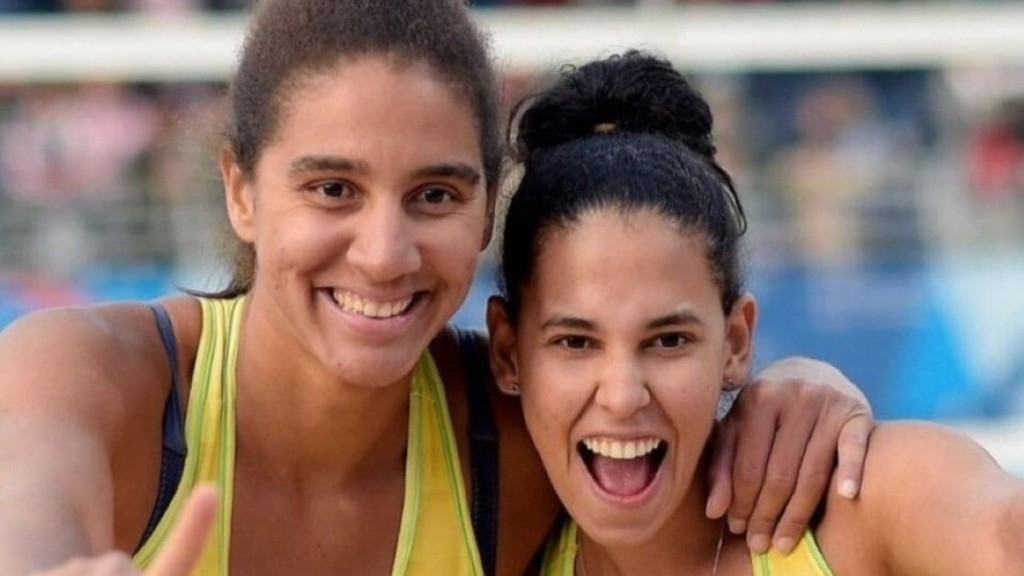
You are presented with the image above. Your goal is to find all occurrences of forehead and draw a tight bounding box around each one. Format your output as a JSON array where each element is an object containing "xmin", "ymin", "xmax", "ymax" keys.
[
  {"xmin": 526, "ymin": 209, "xmax": 721, "ymax": 323},
  {"xmin": 266, "ymin": 56, "xmax": 482, "ymax": 169}
]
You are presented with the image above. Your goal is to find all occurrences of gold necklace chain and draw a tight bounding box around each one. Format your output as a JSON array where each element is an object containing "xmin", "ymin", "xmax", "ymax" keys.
[{"xmin": 577, "ymin": 521, "xmax": 726, "ymax": 575}]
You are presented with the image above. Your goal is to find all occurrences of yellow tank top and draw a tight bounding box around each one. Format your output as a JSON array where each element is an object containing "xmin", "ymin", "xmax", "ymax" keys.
[
  {"xmin": 540, "ymin": 519, "xmax": 834, "ymax": 575},
  {"xmin": 133, "ymin": 296, "xmax": 484, "ymax": 575}
]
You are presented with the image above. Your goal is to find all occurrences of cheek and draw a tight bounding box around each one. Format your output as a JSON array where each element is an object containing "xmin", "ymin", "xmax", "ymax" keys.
[
  {"xmin": 424, "ymin": 222, "xmax": 484, "ymax": 289},
  {"xmin": 522, "ymin": 393, "xmax": 572, "ymax": 474},
  {"xmin": 656, "ymin": 366, "xmax": 722, "ymax": 435},
  {"xmin": 520, "ymin": 358, "xmax": 589, "ymax": 452},
  {"xmin": 261, "ymin": 216, "xmax": 337, "ymax": 275}
]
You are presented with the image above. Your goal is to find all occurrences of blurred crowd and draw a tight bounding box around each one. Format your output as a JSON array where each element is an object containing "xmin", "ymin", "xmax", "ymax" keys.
[
  {"xmin": 0, "ymin": 0, "xmax": 243, "ymax": 11},
  {"xmin": 0, "ymin": 0, "xmax": 958, "ymax": 12},
  {"xmin": 0, "ymin": 81, "xmax": 225, "ymax": 277},
  {"xmin": 1, "ymin": 2, "xmax": 1023, "ymax": 279},
  {"xmin": 0, "ymin": 0, "xmax": 646, "ymax": 12},
  {"xmin": 3, "ymin": 67, "xmax": 1022, "ymax": 279}
]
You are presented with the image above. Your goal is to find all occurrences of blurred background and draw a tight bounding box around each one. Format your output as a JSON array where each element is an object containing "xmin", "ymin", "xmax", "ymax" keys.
[{"xmin": 1, "ymin": 1, "xmax": 1022, "ymax": 469}]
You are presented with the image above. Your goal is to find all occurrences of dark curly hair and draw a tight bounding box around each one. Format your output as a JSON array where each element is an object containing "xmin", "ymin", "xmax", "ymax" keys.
[{"xmin": 500, "ymin": 50, "xmax": 747, "ymax": 319}]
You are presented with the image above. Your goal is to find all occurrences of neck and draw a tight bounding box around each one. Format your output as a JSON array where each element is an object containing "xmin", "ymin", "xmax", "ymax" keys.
[
  {"xmin": 577, "ymin": 471, "xmax": 725, "ymax": 576},
  {"xmin": 233, "ymin": 299, "xmax": 415, "ymax": 492}
]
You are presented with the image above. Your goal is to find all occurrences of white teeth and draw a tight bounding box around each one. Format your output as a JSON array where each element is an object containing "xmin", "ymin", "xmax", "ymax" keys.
[
  {"xmin": 331, "ymin": 290, "xmax": 414, "ymax": 319},
  {"xmin": 582, "ymin": 438, "xmax": 662, "ymax": 460}
]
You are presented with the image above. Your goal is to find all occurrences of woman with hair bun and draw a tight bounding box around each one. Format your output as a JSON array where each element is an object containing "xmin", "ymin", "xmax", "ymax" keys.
[{"xmin": 488, "ymin": 50, "xmax": 1024, "ymax": 575}]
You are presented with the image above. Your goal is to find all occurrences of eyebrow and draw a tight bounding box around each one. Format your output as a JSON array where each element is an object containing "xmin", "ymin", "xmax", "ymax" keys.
[
  {"xmin": 412, "ymin": 163, "xmax": 482, "ymax": 187},
  {"xmin": 539, "ymin": 315, "xmax": 595, "ymax": 332},
  {"xmin": 288, "ymin": 155, "xmax": 369, "ymax": 177},
  {"xmin": 647, "ymin": 310, "xmax": 704, "ymax": 330},
  {"xmin": 539, "ymin": 310, "xmax": 704, "ymax": 332},
  {"xmin": 287, "ymin": 156, "xmax": 481, "ymax": 187}
]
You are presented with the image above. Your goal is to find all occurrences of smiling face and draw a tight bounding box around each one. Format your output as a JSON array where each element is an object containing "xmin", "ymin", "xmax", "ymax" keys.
[
  {"xmin": 490, "ymin": 208, "xmax": 756, "ymax": 546},
  {"xmin": 224, "ymin": 55, "xmax": 490, "ymax": 387}
]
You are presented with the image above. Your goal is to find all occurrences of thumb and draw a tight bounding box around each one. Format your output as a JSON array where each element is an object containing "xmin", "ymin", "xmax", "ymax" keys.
[{"xmin": 146, "ymin": 485, "xmax": 219, "ymax": 576}]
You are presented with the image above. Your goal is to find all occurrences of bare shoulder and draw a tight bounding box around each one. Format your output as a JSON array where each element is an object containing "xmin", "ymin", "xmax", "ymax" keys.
[
  {"xmin": 0, "ymin": 296, "xmax": 200, "ymax": 434},
  {"xmin": 859, "ymin": 421, "xmax": 1005, "ymax": 497},
  {"xmin": 816, "ymin": 421, "xmax": 1022, "ymax": 575},
  {"xmin": 0, "ymin": 296, "xmax": 204, "ymax": 555},
  {"xmin": 821, "ymin": 420, "xmax": 1004, "ymax": 517},
  {"xmin": 0, "ymin": 302, "xmax": 148, "ymax": 400}
]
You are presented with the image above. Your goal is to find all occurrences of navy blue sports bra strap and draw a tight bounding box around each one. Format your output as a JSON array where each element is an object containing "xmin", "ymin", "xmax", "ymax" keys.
[
  {"xmin": 148, "ymin": 303, "xmax": 186, "ymax": 456},
  {"xmin": 136, "ymin": 303, "xmax": 187, "ymax": 552},
  {"xmin": 455, "ymin": 327, "xmax": 499, "ymax": 576}
]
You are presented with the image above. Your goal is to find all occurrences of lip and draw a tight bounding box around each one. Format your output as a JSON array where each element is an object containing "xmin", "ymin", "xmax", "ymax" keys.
[
  {"xmin": 574, "ymin": 435, "xmax": 669, "ymax": 508},
  {"xmin": 318, "ymin": 288, "xmax": 428, "ymax": 341}
]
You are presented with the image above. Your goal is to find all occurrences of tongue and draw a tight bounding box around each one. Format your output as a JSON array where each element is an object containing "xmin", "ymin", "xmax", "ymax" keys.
[{"xmin": 591, "ymin": 455, "xmax": 653, "ymax": 496}]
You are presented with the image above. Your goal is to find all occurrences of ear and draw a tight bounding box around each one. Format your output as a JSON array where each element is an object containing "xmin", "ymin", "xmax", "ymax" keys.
[
  {"xmin": 486, "ymin": 295, "xmax": 520, "ymax": 396},
  {"xmin": 723, "ymin": 293, "xmax": 758, "ymax": 389},
  {"xmin": 221, "ymin": 146, "xmax": 257, "ymax": 244}
]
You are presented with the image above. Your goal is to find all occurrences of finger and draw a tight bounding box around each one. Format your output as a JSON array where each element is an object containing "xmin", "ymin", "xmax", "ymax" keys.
[
  {"xmin": 705, "ymin": 422, "xmax": 736, "ymax": 519},
  {"xmin": 741, "ymin": 406, "xmax": 818, "ymax": 555},
  {"xmin": 833, "ymin": 407, "xmax": 873, "ymax": 499},
  {"xmin": 725, "ymin": 406, "xmax": 778, "ymax": 537},
  {"xmin": 768, "ymin": 423, "xmax": 838, "ymax": 555},
  {"xmin": 94, "ymin": 552, "xmax": 139, "ymax": 575},
  {"xmin": 51, "ymin": 552, "xmax": 137, "ymax": 575},
  {"xmin": 146, "ymin": 485, "xmax": 218, "ymax": 576}
]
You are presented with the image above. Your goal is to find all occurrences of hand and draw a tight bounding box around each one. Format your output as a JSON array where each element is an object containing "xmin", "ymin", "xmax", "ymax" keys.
[
  {"xmin": 705, "ymin": 357, "xmax": 873, "ymax": 555},
  {"xmin": 32, "ymin": 486, "xmax": 217, "ymax": 576}
]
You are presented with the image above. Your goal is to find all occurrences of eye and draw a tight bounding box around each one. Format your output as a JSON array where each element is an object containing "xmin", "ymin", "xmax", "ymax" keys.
[
  {"xmin": 409, "ymin": 185, "xmax": 468, "ymax": 216},
  {"xmin": 423, "ymin": 187, "xmax": 456, "ymax": 202},
  {"xmin": 417, "ymin": 186, "xmax": 457, "ymax": 205},
  {"xmin": 648, "ymin": 333, "xmax": 691, "ymax": 349},
  {"xmin": 553, "ymin": 335, "xmax": 593, "ymax": 350},
  {"xmin": 310, "ymin": 181, "xmax": 355, "ymax": 199}
]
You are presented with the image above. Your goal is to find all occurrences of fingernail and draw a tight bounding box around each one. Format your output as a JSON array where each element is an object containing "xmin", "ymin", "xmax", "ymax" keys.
[
  {"xmin": 705, "ymin": 501, "xmax": 720, "ymax": 519},
  {"xmin": 774, "ymin": 537, "xmax": 796, "ymax": 555},
  {"xmin": 839, "ymin": 479, "xmax": 859, "ymax": 499},
  {"xmin": 749, "ymin": 534, "xmax": 770, "ymax": 554},
  {"xmin": 728, "ymin": 518, "xmax": 746, "ymax": 535}
]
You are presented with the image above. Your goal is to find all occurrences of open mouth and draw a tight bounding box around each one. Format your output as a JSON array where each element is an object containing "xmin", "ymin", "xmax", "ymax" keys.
[
  {"xmin": 329, "ymin": 289, "xmax": 426, "ymax": 320},
  {"xmin": 578, "ymin": 437, "xmax": 668, "ymax": 498}
]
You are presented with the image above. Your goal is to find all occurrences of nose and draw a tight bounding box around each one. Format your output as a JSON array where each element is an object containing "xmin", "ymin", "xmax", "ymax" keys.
[
  {"xmin": 593, "ymin": 352, "xmax": 651, "ymax": 418},
  {"xmin": 347, "ymin": 199, "xmax": 422, "ymax": 283}
]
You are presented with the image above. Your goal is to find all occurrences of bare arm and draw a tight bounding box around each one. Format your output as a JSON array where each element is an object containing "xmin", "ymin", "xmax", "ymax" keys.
[
  {"xmin": 0, "ymin": 417, "xmax": 114, "ymax": 572},
  {"xmin": 0, "ymin": 307, "xmax": 166, "ymax": 572},
  {"xmin": 29, "ymin": 486, "xmax": 219, "ymax": 576}
]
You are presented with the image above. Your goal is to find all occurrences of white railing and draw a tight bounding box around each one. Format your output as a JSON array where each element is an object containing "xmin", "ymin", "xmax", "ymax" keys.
[{"xmin": 2, "ymin": 4, "xmax": 1024, "ymax": 83}]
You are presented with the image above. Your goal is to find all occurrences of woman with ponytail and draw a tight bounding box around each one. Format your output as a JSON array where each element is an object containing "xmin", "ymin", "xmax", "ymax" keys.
[{"xmin": 487, "ymin": 51, "xmax": 1024, "ymax": 575}]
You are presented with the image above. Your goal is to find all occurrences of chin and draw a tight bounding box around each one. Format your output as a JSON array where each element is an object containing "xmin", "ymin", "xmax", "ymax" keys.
[
  {"xmin": 340, "ymin": 353, "xmax": 424, "ymax": 389},
  {"xmin": 575, "ymin": 506, "xmax": 673, "ymax": 548}
]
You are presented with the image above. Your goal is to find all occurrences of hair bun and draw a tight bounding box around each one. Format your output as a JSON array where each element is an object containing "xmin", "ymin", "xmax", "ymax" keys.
[{"xmin": 516, "ymin": 50, "xmax": 717, "ymax": 159}]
